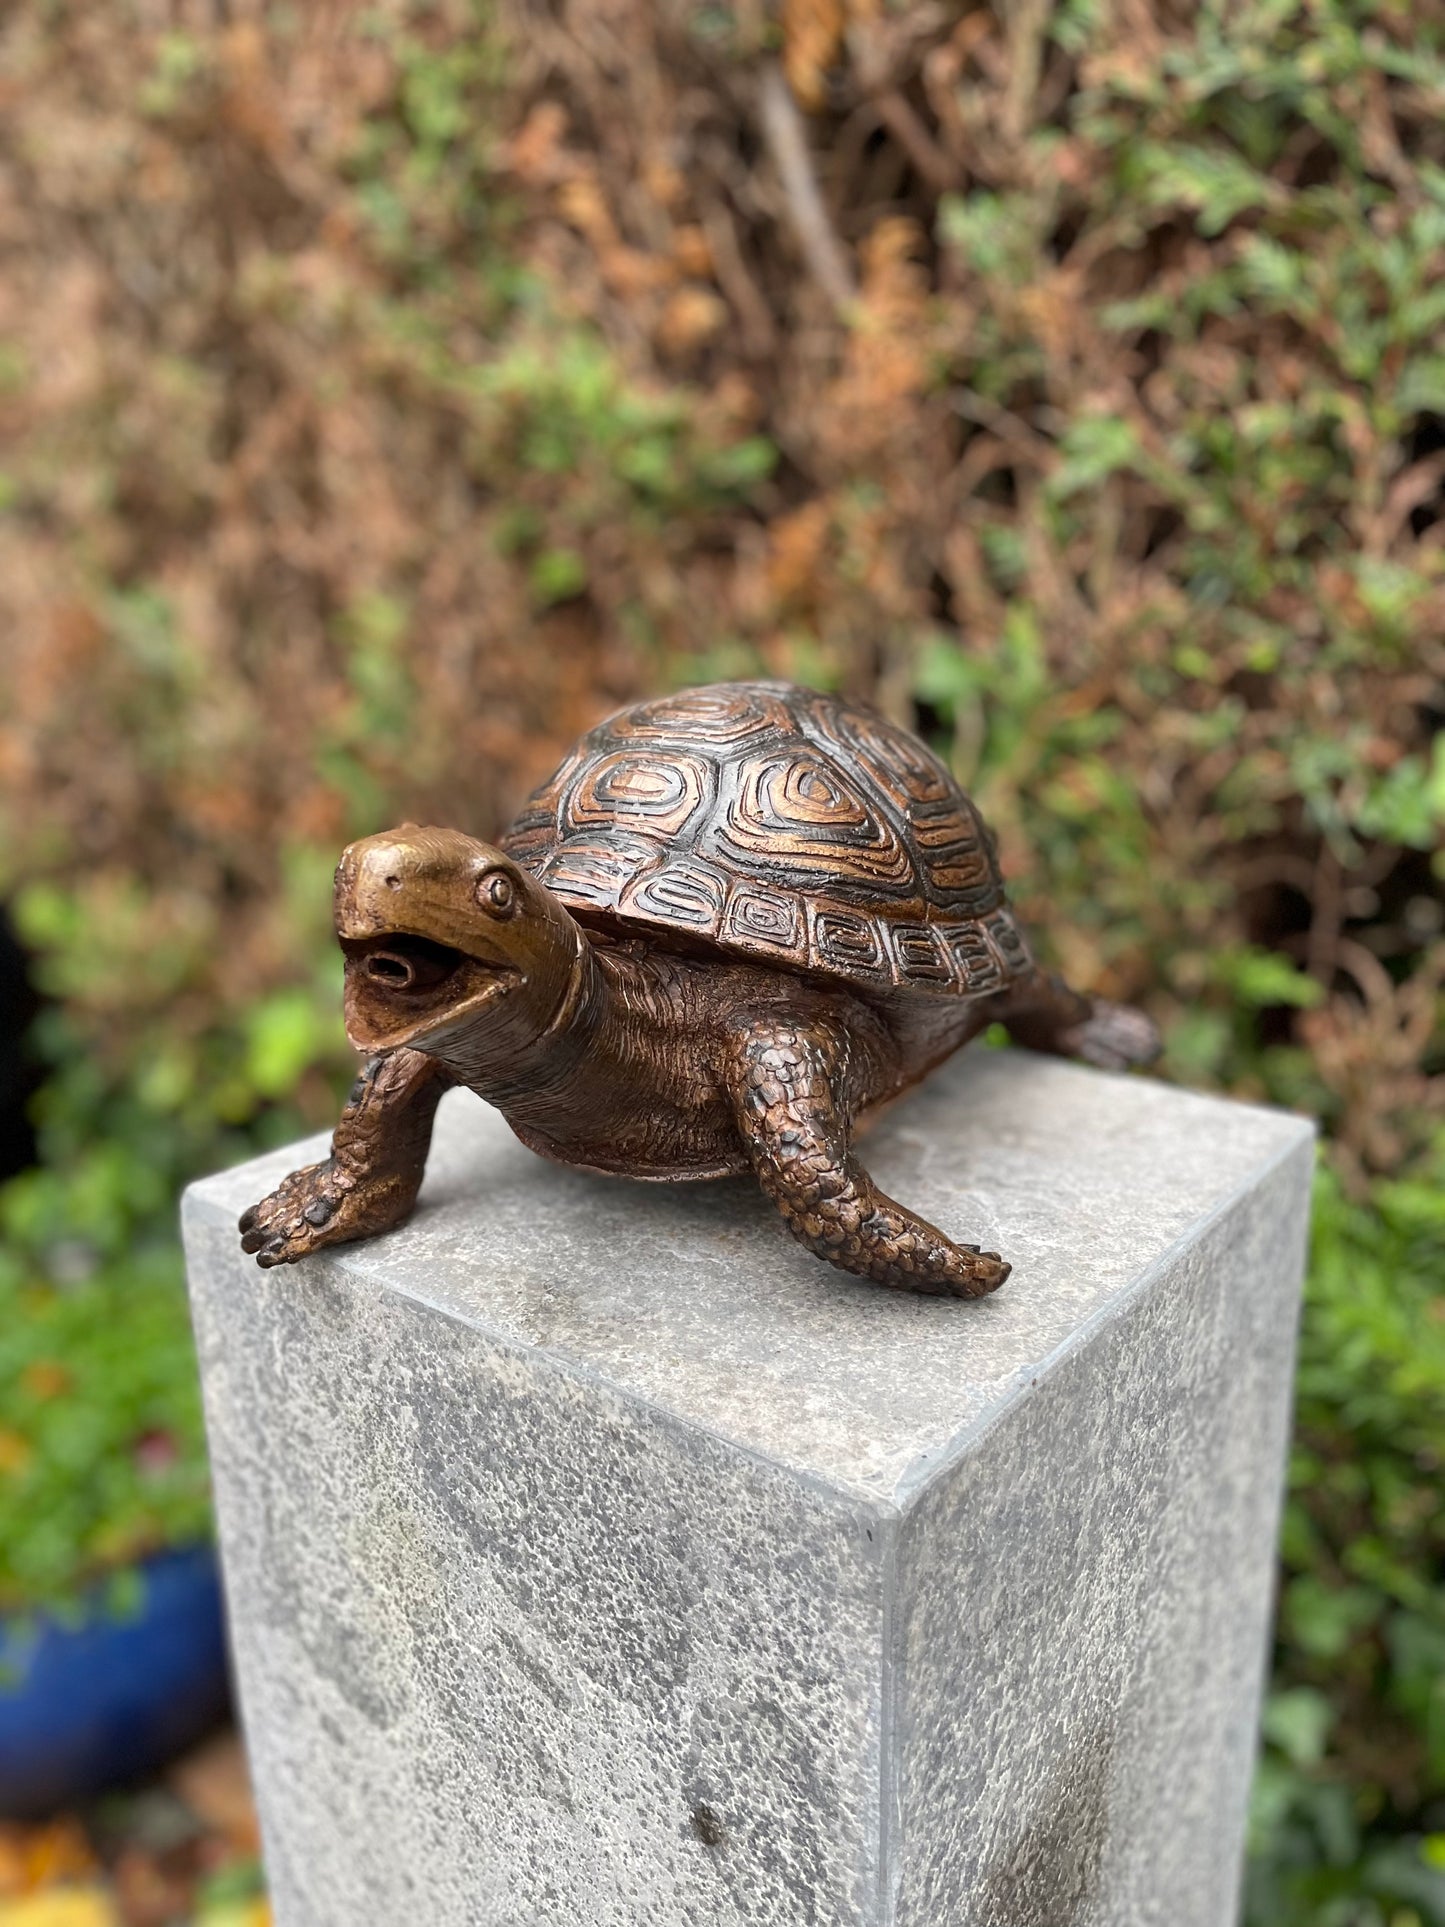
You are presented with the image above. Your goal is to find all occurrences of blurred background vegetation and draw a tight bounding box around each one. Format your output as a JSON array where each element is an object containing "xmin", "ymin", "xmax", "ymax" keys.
[{"xmin": 0, "ymin": 0, "xmax": 1441, "ymax": 1919}]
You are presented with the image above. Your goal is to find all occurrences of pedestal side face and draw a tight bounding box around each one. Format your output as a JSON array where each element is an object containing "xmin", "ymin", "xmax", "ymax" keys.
[
  {"xmin": 191, "ymin": 1052, "xmax": 1312, "ymax": 1507},
  {"xmin": 890, "ymin": 1138, "xmax": 1313, "ymax": 1927},
  {"xmin": 183, "ymin": 1208, "xmax": 888, "ymax": 1927}
]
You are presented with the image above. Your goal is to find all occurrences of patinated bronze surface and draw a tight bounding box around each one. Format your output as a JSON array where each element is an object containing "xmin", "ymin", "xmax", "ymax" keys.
[{"xmin": 240, "ymin": 682, "xmax": 1158, "ymax": 1296}]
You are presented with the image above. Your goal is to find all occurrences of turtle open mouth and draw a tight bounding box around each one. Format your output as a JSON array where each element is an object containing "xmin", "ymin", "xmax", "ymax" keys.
[
  {"xmin": 341, "ymin": 933, "xmax": 517, "ymax": 1050},
  {"xmin": 350, "ymin": 933, "xmax": 467, "ymax": 994}
]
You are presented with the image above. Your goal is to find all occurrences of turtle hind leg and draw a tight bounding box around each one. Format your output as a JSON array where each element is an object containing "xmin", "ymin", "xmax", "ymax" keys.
[
  {"xmin": 726, "ymin": 1020, "xmax": 1008, "ymax": 1299},
  {"xmin": 1002, "ymin": 971, "xmax": 1161, "ymax": 1073}
]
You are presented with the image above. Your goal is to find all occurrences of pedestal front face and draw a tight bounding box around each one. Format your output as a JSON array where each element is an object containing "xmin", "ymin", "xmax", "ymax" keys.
[{"xmin": 183, "ymin": 1052, "xmax": 1313, "ymax": 1927}]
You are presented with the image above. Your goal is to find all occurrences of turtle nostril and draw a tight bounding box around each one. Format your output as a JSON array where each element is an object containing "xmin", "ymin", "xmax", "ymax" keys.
[{"xmin": 366, "ymin": 953, "xmax": 414, "ymax": 987}]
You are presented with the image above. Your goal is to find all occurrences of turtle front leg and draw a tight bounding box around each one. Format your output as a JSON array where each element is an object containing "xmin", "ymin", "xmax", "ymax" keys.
[
  {"xmin": 725, "ymin": 1022, "xmax": 1009, "ymax": 1299},
  {"xmin": 239, "ymin": 1048, "xmax": 450, "ymax": 1268}
]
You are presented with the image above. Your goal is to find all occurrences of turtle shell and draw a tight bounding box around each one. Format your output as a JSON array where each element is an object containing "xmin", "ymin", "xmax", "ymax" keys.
[{"xmin": 499, "ymin": 681, "xmax": 1032, "ymax": 998}]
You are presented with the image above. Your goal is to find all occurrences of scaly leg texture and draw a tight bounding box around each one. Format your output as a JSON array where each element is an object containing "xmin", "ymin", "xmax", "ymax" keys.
[
  {"xmin": 726, "ymin": 1022, "xmax": 1008, "ymax": 1298},
  {"xmin": 239, "ymin": 1047, "xmax": 449, "ymax": 1266},
  {"xmin": 1002, "ymin": 971, "xmax": 1160, "ymax": 1072}
]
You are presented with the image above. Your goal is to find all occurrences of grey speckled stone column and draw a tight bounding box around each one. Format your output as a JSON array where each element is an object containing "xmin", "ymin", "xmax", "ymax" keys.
[{"xmin": 182, "ymin": 1050, "xmax": 1313, "ymax": 1927}]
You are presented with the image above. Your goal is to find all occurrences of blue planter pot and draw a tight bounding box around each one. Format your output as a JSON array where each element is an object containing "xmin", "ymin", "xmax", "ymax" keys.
[{"xmin": 0, "ymin": 1543, "xmax": 231, "ymax": 1818}]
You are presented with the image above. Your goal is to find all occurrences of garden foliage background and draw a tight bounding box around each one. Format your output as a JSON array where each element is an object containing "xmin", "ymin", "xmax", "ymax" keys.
[{"xmin": 0, "ymin": 0, "xmax": 1442, "ymax": 1918}]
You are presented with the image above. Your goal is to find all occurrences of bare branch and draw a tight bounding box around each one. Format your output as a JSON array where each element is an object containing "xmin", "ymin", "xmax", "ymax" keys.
[{"xmin": 758, "ymin": 63, "xmax": 857, "ymax": 314}]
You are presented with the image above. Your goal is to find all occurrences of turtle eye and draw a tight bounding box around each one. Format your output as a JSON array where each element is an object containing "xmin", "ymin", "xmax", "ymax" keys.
[{"xmin": 478, "ymin": 870, "xmax": 517, "ymax": 918}]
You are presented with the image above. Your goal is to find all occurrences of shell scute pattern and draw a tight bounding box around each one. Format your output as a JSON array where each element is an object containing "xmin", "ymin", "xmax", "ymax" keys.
[
  {"xmin": 541, "ymin": 833, "xmax": 657, "ymax": 908},
  {"xmin": 714, "ymin": 748, "xmax": 919, "ymax": 896},
  {"xmin": 569, "ymin": 748, "xmax": 715, "ymax": 837},
  {"xmin": 500, "ymin": 743, "xmax": 590, "ymax": 870},
  {"xmin": 887, "ymin": 923, "xmax": 956, "ymax": 985},
  {"xmin": 809, "ymin": 906, "xmax": 892, "ymax": 983},
  {"xmin": 723, "ymin": 883, "xmax": 806, "ymax": 954},
  {"xmin": 946, "ymin": 925, "xmax": 1005, "ymax": 995},
  {"xmin": 499, "ymin": 681, "xmax": 1032, "ymax": 997},
  {"xmin": 811, "ymin": 696, "xmax": 957, "ymax": 808},
  {"xmin": 602, "ymin": 683, "xmax": 796, "ymax": 747},
  {"xmin": 618, "ymin": 858, "xmax": 727, "ymax": 938}
]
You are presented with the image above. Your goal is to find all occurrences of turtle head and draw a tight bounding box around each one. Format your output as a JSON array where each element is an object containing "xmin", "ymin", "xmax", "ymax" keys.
[{"xmin": 335, "ymin": 826, "xmax": 581, "ymax": 1063}]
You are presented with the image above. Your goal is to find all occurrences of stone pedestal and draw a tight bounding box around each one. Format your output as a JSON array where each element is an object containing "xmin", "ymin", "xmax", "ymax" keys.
[{"xmin": 182, "ymin": 1050, "xmax": 1313, "ymax": 1927}]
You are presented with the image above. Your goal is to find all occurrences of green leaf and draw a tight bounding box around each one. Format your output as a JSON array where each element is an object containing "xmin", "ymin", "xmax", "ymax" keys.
[
  {"xmin": 1284, "ymin": 1574, "xmax": 1380, "ymax": 1661},
  {"xmin": 1213, "ymin": 947, "xmax": 1326, "ymax": 1009},
  {"xmin": 1355, "ymin": 740, "xmax": 1445, "ymax": 849},
  {"xmin": 1263, "ymin": 1688, "xmax": 1335, "ymax": 1768},
  {"xmin": 1130, "ymin": 138, "xmax": 1285, "ymax": 236},
  {"xmin": 1046, "ymin": 416, "xmax": 1142, "ymax": 500},
  {"xmin": 243, "ymin": 991, "xmax": 340, "ymax": 1101},
  {"xmin": 529, "ymin": 547, "xmax": 588, "ymax": 605}
]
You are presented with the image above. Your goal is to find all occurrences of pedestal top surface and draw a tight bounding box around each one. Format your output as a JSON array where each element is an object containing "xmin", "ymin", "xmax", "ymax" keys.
[{"xmin": 188, "ymin": 1050, "xmax": 1312, "ymax": 1505}]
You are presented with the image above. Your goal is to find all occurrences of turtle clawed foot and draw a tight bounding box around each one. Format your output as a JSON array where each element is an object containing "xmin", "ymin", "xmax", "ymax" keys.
[
  {"xmin": 1064, "ymin": 1000, "xmax": 1161, "ymax": 1073},
  {"xmin": 941, "ymin": 1245, "xmax": 1010, "ymax": 1299},
  {"xmin": 239, "ymin": 1161, "xmax": 353, "ymax": 1267},
  {"xmin": 887, "ymin": 1232, "xmax": 1011, "ymax": 1299}
]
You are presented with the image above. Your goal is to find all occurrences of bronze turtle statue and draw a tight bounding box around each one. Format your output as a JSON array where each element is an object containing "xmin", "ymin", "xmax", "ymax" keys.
[{"xmin": 240, "ymin": 681, "xmax": 1158, "ymax": 1296}]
